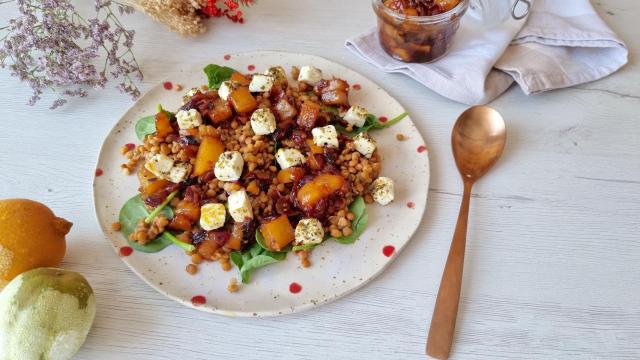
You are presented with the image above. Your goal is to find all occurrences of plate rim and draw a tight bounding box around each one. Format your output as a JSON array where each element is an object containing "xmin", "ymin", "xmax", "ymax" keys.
[{"xmin": 92, "ymin": 50, "xmax": 430, "ymax": 317}]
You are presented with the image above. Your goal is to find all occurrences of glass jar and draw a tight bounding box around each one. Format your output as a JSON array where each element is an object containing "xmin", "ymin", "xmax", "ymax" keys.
[{"xmin": 372, "ymin": 0, "xmax": 470, "ymax": 63}]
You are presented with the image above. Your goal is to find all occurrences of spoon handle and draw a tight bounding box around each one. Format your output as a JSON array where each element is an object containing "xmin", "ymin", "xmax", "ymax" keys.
[{"xmin": 426, "ymin": 180, "xmax": 473, "ymax": 359}]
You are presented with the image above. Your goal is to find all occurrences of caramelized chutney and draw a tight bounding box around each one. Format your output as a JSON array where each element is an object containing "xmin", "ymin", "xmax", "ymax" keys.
[{"xmin": 374, "ymin": 0, "xmax": 465, "ymax": 63}]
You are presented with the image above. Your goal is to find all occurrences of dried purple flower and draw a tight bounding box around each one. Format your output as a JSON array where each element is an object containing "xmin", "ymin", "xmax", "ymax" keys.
[{"xmin": 0, "ymin": 0, "xmax": 143, "ymax": 109}]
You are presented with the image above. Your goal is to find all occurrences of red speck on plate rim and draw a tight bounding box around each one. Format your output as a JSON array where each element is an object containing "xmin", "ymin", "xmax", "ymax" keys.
[
  {"xmin": 224, "ymin": 54, "xmax": 231, "ymax": 60},
  {"xmin": 383, "ymin": 245, "xmax": 395, "ymax": 257},
  {"xmin": 95, "ymin": 168, "xmax": 103, "ymax": 177},
  {"xmin": 119, "ymin": 246, "xmax": 133, "ymax": 257},
  {"xmin": 191, "ymin": 295, "xmax": 206, "ymax": 305},
  {"xmin": 163, "ymin": 81, "xmax": 173, "ymax": 90},
  {"xmin": 289, "ymin": 282, "xmax": 302, "ymax": 294}
]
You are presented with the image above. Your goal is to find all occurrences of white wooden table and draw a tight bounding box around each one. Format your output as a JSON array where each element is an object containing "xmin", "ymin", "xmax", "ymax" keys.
[{"xmin": 1, "ymin": 1, "xmax": 639, "ymax": 359}]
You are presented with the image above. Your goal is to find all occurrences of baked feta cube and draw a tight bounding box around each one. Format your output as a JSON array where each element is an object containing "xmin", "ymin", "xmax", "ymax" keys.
[
  {"xmin": 214, "ymin": 151, "xmax": 244, "ymax": 181},
  {"xmin": 312, "ymin": 125, "xmax": 339, "ymax": 148},
  {"xmin": 186, "ymin": 88, "xmax": 199, "ymax": 98},
  {"xmin": 218, "ymin": 80, "xmax": 234, "ymax": 101},
  {"xmin": 200, "ymin": 203, "xmax": 226, "ymax": 231},
  {"xmin": 167, "ymin": 162, "xmax": 190, "ymax": 183},
  {"xmin": 264, "ymin": 66, "xmax": 286, "ymax": 80},
  {"xmin": 276, "ymin": 148, "xmax": 305, "ymax": 169},
  {"xmin": 353, "ymin": 132, "xmax": 377, "ymax": 158},
  {"xmin": 343, "ymin": 105, "xmax": 368, "ymax": 128},
  {"xmin": 295, "ymin": 218, "xmax": 324, "ymax": 245},
  {"xmin": 250, "ymin": 108, "xmax": 277, "ymax": 135},
  {"xmin": 370, "ymin": 177, "xmax": 395, "ymax": 205},
  {"xmin": 176, "ymin": 109, "xmax": 202, "ymax": 130},
  {"xmin": 145, "ymin": 154, "xmax": 174, "ymax": 179},
  {"xmin": 227, "ymin": 190, "xmax": 253, "ymax": 222},
  {"xmin": 249, "ymin": 74, "xmax": 275, "ymax": 93},
  {"xmin": 298, "ymin": 66, "xmax": 323, "ymax": 85}
]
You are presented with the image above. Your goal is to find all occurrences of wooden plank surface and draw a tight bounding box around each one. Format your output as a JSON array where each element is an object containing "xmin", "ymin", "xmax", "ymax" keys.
[{"xmin": 0, "ymin": 0, "xmax": 638, "ymax": 359}]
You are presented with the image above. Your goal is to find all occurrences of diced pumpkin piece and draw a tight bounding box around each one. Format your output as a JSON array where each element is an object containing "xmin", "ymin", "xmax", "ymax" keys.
[
  {"xmin": 155, "ymin": 111, "xmax": 174, "ymax": 138},
  {"xmin": 168, "ymin": 214, "xmax": 192, "ymax": 232},
  {"xmin": 277, "ymin": 167, "xmax": 305, "ymax": 184},
  {"xmin": 297, "ymin": 101, "xmax": 321, "ymax": 129},
  {"xmin": 197, "ymin": 239, "xmax": 220, "ymax": 259},
  {"xmin": 229, "ymin": 87, "xmax": 258, "ymax": 113},
  {"xmin": 306, "ymin": 139, "xmax": 324, "ymax": 154},
  {"xmin": 274, "ymin": 98, "xmax": 297, "ymax": 121},
  {"xmin": 226, "ymin": 222, "xmax": 244, "ymax": 250},
  {"xmin": 175, "ymin": 198, "xmax": 200, "ymax": 222},
  {"xmin": 208, "ymin": 98, "xmax": 233, "ymax": 123},
  {"xmin": 307, "ymin": 153, "xmax": 325, "ymax": 171},
  {"xmin": 138, "ymin": 167, "xmax": 172, "ymax": 195},
  {"xmin": 314, "ymin": 79, "xmax": 350, "ymax": 106},
  {"xmin": 193, "ymin": 136, "xmax": 225, "ymax": 176},
  {"xmin": 260, "ymin": 215, "xmax": 295, "ymax": 251},
  {"xmin": 296, "ymin": 174, "xmax": 346, "ymax": 210},
  {"xmin": 246, "ymin": 180, "xmax": 260, "ymax": 195},
  {"xmin": 230, "ymin": 71, "xmax": 251, "ymax": 86}
]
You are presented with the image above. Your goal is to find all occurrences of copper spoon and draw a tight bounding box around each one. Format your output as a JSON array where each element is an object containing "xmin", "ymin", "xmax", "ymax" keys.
[{"xmin": 426, "ymin": 106, "xmax": 507, "ymax": 359}]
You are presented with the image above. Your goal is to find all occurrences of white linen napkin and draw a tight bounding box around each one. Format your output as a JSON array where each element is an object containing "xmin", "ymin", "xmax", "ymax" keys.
[{"xmin": 345, "ymin": 0, "xmax": 628, "ymax": 105}]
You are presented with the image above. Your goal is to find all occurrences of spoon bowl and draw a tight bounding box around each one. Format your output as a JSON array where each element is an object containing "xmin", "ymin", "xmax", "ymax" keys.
[
  {"xmin": 452, "ymin": 106, "xmax": 507, "ymax": 181},
  {"xmin": 426, "ymin": 105, "xmax": 506, "ymax": 359}
]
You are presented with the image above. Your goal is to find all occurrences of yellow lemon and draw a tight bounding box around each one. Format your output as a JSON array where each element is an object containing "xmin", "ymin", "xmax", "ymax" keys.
[{"xmin": 0, "ymin": 199, "xmax": 72, "ymax": 288}]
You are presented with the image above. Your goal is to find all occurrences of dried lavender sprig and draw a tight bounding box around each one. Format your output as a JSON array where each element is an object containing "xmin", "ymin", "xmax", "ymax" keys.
[{"xmin": 0, "ymin": 0, "xmax": 142, "ymax": 109}]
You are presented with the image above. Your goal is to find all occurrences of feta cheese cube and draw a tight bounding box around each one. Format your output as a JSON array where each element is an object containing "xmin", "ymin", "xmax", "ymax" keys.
[
  {"xmin": 176, "ymin": 109, "xmax": 202, "ymax": 130},
  {"xmin": 214, "ymin": 151, "xmax": 244, "ymax": 181},
  {"xmin": 144, "ymin": 154, "xmax": 174, "ymax": 179},
  {"xmin": 200, "ymin": 203, "xmax": 226, "ymax": 231},
  {"xmin": 343, "ymin": 105, "xmax": 368, "ymax": 127},
  {"xmin": 167, "ymin": 162, "xmax": 190, "ymax": 183},
  {"xmin": 218, "ymin": 80, "xmax": 234, "ymax": 101},
  {"xmin": 249, "ymin": 74, "xmax": 275, "ymax": 93},
  {"xmin": 295, "ymin": 218, "xmax": 325, "ymax": 245},
  {"xmin": 370, "ymin": 177, "xmax": 395, "ymax": 205},
  {"xmin": 312, "ymin": 125, "xmax": 339, "ymax": 148},
  {"xmin": 298, "ymin": 66, "xmax": 323, "ymax": 85},
  {"xmin": 186, "ymin": 88, "xmax": 199, "ymax": 98},
  {"xmin": 250, "ymin": 108, "xmax": 277, "ymax": 135},
  {"xmin": 276, "ymin": 148, "xmax": 305, "ymax": 169},
  {"xmin": 264, "ymin": 66, "xmax": 286, "ymax": 80},
  {"xmin": 353, "ymin": 132, "xmax": 377, "ymax": 158},
  {"xmin": 227, "ymin": 190, "xmax": 253, "ymax": 222}
]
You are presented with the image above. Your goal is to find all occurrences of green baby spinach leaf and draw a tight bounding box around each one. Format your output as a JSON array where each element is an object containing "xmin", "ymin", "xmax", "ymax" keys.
[
  {"xmin": 231, "ymin": 242, "xmax": 288, "ymax": 284},
  {"xmin": 204, "ymin": 64, "xmax": 236, "ymax": 90},
  {"xmin": 332, "ymin": 196, "xmax": 369, "ymax": 245},
  {"xmin": 292, "ymin": 243, "xmax": 319, "ymax": 252},
  {"xmin": 336, "ymin": 112, "xmax": 409, "ymax": 137},
  {"xmin": 119, "ymin": 194, "xmax": 194, "ymax": 253},
  {"xmin": 134, "ymin": 115, "xmax": 156, "ymax": 141},
  {"xmin": 230, "ymin": 251, "xmax": 244, "ymax": 269}
]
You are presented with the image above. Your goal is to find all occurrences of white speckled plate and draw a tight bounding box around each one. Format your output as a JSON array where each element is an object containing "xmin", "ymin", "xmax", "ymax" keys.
[{"xmin": 93, "ymin": 51, "xmax": 430, "ymax": 317}]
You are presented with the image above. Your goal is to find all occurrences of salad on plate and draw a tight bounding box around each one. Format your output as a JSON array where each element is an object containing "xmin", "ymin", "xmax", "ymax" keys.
[{"xmin": 116, "ymin": 63, "xmax": 407, "ymax": 289}]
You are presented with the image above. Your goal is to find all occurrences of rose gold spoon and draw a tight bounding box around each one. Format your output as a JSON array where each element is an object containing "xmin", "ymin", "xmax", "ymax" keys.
[{"xmin": 426, "ymin": 106, "xmax": 507, "ymax": 359}]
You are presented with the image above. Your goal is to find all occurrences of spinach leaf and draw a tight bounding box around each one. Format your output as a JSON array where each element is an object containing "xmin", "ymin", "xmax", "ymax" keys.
[
  {"xmin": 332, "ymin": 196, "xmax": 369, "ymax": 244},
  {"xmin": 230, "ymin": 242, "xmax": 288, "ymax": 284},
  {"xmin": 204, "ymin": 64, "xmax": 236, "ymax": 90},
  {"xmin": 119, "ymin": 194, "xmax": 195, "ymax": 253},
  {"xmin": 229, "ymin": 251, "xmax": 244, "ymax": 269},
  {"xmin": 336, "ymin": 112, "xmax": 409, "ymax": 137},
  {"xmin": 255, "ymin": 229, "xmax": 271, "ymax": 251},
  {"xmin": 119, "ymin": 195, "xmax": 174, "ymax": 253},
  {"xmin": 239, "ymin": 254, "xmax": 283, "ymax": 284},
  {"xmin": 134, "ymin": 115, "xmax": 156, "ymax": 141},
  {"xmin": 292, "ymin": 243, "xmax": 319, "ymax": 252}
]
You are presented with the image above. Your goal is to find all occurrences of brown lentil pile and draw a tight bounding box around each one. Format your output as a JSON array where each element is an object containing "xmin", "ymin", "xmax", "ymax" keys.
[{"xmin": 129, "ymin": 215, "xmax": 169, "ymax": 245}]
